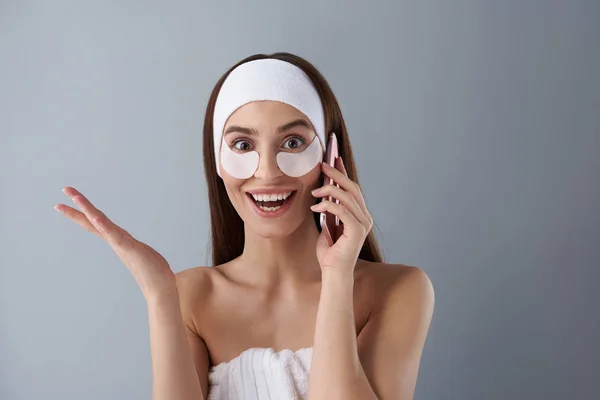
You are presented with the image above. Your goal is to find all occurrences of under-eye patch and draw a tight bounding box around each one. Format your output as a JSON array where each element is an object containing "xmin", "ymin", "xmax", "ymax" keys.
[
  {"xmin": 219, "ymin": 136, "xmax": 323, "ymax": 179},
  {"xmin": 220, "ymin": 138, "xmax": 260, "ymax": 179},
  {"xmin": 276, "ymin": 136, "xmax": 322, "ymax": 177}
]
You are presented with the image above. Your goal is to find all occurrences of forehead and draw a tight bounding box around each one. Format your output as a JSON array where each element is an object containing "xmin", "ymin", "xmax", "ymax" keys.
[{"xmin": 225, "ymin": 101, "xmax": 315, "ymax": 132}]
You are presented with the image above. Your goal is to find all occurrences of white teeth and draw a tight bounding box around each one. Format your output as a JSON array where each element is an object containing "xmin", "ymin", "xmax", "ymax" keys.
[
  {"xmin": 251, "ymin": 191, "xmax": 292, "ymax": 202},
  {"xmin": 259, "ymin": 205, "xmax": 283, "ymax": 212},
  {"xmin": 250, "ymin": 191, "xmax": 294, "ymax": 212}
]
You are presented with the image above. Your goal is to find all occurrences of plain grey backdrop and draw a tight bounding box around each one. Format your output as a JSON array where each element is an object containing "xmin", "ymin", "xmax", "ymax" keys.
[{"xmin": 1, "ymin": 0, "xmax": 599, "ymax": 399}]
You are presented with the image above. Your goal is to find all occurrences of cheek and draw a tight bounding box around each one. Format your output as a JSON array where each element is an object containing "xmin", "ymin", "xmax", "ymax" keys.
[
  {"xmin": 221, "ymin": 176, "xmax": 246, "ymax": 207},
  {"xmin": 298, "ymin": 166, "xmax": 323, "ymax": 201}
]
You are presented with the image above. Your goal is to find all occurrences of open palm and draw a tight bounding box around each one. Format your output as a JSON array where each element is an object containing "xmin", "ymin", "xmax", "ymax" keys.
[{"xmin": 55, "ymin": 187, "xmax": 176, "ymax": 298}]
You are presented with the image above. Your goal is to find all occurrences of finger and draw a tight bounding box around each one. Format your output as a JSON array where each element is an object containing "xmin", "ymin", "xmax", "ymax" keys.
[
  {"xmin": 322, "ymin": 161, "xmax": 372, "ymax": 224},
  {"xmin": 64, "ymin": 187, "xmax": 109, "ymax": 228},
  {"xmin": 64, "ymin": 189, "xmax": 104, "ymax": 227},
  {"xmin": 63, "ymin": 187, "xmax": 130, "ymax": 247},
  {"xmin": 311, "ymin": 185, "xmax": 368, "ymax": 226},
  {"xmin": 55, "ymin": 203, "xmax": 103, "ymax": 238},
  {"xmin": 310, "ymin": 200, "xmax": 367, "ymax": 237},
  {"xmin": 322, "ymin": 161, "xmax": 359, "ymax": 195}
]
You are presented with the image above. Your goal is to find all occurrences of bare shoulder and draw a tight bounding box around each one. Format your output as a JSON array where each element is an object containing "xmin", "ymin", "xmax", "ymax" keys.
[
  {"xmin": 174, "ymin": 266, "xmax": 220, "ymax": 334},
  {"xmin": 356, "ymin": 260, "xmax": 433, "ymax": 289},
  {"xmin": 356, "ymin": 260, "xmax": 435, "ymax": 313},
  {"xmin": 175, "ymin": 266, "xmax": 216, "ymax": 298}
]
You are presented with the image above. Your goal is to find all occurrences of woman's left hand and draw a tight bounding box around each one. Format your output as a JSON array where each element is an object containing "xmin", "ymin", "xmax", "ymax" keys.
[{"xmin": 311, "ymin": 157, "xmax": 374, "ymax": 273}]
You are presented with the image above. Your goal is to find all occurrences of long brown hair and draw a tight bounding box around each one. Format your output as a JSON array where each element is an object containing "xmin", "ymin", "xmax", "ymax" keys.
[{"xmin": 203, "ymin": 52, "xmax": 383, "ymax": 266}]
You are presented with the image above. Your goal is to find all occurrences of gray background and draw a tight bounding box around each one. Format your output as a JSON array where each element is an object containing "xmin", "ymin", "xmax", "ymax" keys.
[{"xmin": 1, "ymin": 0, "xmax": 598, "ymax": 399}]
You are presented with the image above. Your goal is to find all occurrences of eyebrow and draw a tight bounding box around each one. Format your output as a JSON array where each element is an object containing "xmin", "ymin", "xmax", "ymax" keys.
[{"xmin": 223, "ymin": 119, "xmax": 312, "ymax": 136}]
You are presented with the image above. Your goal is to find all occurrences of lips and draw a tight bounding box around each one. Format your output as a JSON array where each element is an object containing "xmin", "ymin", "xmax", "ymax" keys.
[{"xmin": 246, "ymin": 190, "xmax": 297, "ymax": 218}]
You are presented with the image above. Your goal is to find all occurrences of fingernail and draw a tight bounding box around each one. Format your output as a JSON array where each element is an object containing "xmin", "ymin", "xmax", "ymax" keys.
[{"xmin": 311, "ymin": 188, "xmax": 320, "ymax": 194}]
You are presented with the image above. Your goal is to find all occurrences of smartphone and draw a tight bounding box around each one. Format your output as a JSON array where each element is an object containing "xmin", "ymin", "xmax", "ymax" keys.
[{"xmin": 320, "ymin": 132, "xmax": 340, "ymax": 246}]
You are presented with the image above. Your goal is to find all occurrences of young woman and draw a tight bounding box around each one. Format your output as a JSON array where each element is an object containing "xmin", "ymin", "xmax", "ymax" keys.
[{"xmin": 55, "ymin": 52, "xmax": 435, "ymax": 400}]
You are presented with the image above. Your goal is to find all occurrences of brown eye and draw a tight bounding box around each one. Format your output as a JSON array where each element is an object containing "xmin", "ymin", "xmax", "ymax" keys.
[
  {"xmin": 233, "ymin": 140, "xmax": 253, "ymax": 152},
  {"xmin": 283, "ymin": 136, "xmax": 305, "ymax": 150}
]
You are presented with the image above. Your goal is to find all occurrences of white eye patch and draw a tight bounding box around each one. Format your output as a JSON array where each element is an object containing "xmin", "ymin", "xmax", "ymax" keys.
[
  {"xmin": 220, "ymin": 136, "xmax": 323, "ymax": 179},
  {"xmin": 276, "ymin": 136, "xmax": 322, "ymax": 177},
  {"xmin": 220, "ymin": 138, "xmax": 259, "ymax": 179}
]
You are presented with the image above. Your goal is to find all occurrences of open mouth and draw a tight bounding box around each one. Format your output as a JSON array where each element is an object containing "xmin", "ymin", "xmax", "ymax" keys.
[{"xmin": 246, "ymin": 191, "xmax": 297, "ymax": 212}]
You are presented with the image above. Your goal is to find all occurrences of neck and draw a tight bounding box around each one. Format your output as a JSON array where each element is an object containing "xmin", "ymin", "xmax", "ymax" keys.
[{"xmin": 238, "ymin": 215, "xmax": 322, "ymax": 286}]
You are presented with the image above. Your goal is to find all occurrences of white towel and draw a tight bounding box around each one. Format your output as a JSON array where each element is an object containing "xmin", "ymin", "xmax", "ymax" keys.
[{"xmin": 208, "ymin": 347, "xmax": 313, "ymax": 400}]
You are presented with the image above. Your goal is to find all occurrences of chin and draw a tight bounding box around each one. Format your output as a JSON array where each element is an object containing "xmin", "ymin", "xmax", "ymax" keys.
[
  {"xmin": 245, "ymin": 215, "xmax": 303, "ymax": 239},
  {"xmin": 253, "ymin": 227, "xmax": 293, "ymax": 239}
]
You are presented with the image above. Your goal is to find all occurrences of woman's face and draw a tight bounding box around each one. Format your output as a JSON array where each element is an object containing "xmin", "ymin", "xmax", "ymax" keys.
[{"xmin": 219, "ymin": 100, "xmax": 323, "ymax": 238}]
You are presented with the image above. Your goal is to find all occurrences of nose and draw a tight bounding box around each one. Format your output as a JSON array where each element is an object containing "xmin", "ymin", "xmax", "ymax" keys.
[{"xmin": 253, "ymin": 148, "xmax": 284, "ymax": 181}]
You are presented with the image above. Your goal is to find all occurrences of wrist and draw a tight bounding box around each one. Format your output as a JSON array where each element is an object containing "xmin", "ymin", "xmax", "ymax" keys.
[{"xmin": 321, "ymin": 268, "xmax": 355, "ymax": 287}]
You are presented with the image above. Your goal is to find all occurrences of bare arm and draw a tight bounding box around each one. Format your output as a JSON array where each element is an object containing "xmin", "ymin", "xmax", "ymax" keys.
[
  {"xmin": 148, "ymin": 287, "xmax": 208, "ymax": 400},
  {"xmin": 308, "ymin": 267, "xmax": 434, "ymax": 400},
  {"xmin": 176, "ymin": 270, "xmax": 212, "ymax": 399},
  {"xmin": 357, "ymin": 267, "xmax": 435, "ymax": 399},
  {"xmin": 54, "ymin": 187, "xmax": 208, "ymax": 400},
  {"xmin": 308, "ymin": 160, "xmax": 435, "ymax": 399},
  {"xmin": 308, "ymin": 269, "xmax": 378, "ymax": 400}
]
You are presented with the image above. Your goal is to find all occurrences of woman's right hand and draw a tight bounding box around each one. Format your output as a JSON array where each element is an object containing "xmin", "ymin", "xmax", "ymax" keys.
[{"xmin": 55, "ymin": 186, "xmax": 177, "ymax": 300}]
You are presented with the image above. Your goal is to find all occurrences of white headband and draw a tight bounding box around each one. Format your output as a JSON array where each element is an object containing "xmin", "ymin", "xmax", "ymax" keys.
[{"xmin": 212, "ymin": 58, "xmax": 326, "ymax": 177}]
